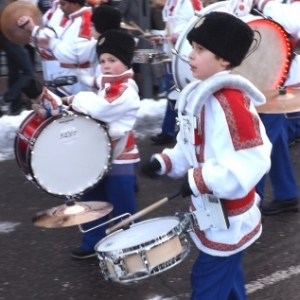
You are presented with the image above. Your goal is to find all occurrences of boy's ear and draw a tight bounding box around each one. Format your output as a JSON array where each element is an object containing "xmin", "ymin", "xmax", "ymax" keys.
[{"xmin": 220, "ymin": 58, "xmax": 231, "ymax": 69}]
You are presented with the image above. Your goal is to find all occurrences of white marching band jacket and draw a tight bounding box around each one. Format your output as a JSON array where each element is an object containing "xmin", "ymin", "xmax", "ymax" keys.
[
  {"xmin": 32, "ymin": 4, "xmax": 95, "ymax": 95},
  {"xmin": 67, "ymin": 69, "xmax": 140, "ymax": 164},
  {"xmin": 152, "ymin": 72, "xmax": 272, "ymax": 256}
]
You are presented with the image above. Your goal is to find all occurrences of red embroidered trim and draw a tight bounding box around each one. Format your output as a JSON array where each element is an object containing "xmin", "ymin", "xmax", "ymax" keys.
[
  {"xmin": 60, "ymin": 61, "xmax": 90, "ymax": 69},
  {"xmin": 190, "ymin": 0, "xmax": 202, "ymax": 11},
  {"xmin": 222, "ymin": 188, "xmax": 255, "ymax": 216},
  {"xmin": 193, "ymin": 167, "xmax": 210, "ymax": 194},
  {"xmin": 105, "ymin": 85, "xmax": 128, "ymax": 103},
  {"xmin": 115, "ymin": 152, "xmax": 140, "ymax": 160},
  {"xmin": 214, "ymin": 89, "xmax": 263, "ymax": 151},
  {"xmin": 101, "ymin": 73, "xmax": 132, "ymax": 89},
  {"xmin": 195, "ymin": 220, "xmax": 261, "ymax": 251},
  {"xmin": 196, "ymin": 107, "xmax": 205, "ymax": 162},
  {"xmin": 160, "ymin": 153, "xmax": 172, "ymax": 173},
  {"xmin": 68, "ymin": 9, "xmax": 92, "ymax": 39}
]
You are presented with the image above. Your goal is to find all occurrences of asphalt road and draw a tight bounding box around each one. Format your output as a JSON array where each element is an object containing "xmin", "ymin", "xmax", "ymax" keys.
[{"xmin": 1, "ymin": 138, "xmax": 300, "ymax": 300}]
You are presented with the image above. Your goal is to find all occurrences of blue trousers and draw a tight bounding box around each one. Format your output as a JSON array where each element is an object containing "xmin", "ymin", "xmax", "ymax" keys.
[
  {"xmin": 286, "ymin": 113, "xmax": 300, "ymax": 142},
  {"xmin": 80, "ymin": 163, "xmax": 137, "ymax": 251},
  {"xmin": 256, "ymin": 114, "xmax": 298, "ymax": 203},
  {"xmin": 162, "ymin": 99, "xmax": 177, "ymax": 138},
  {"xmin": 191, "ymin": 251, "xmax": 246, "ymax": 300}
]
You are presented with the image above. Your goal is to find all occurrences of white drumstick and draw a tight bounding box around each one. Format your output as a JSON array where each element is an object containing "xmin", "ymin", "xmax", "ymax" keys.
[{"xmin": 105, "ymin": 191, "xmax": 181, "ymax": 235}]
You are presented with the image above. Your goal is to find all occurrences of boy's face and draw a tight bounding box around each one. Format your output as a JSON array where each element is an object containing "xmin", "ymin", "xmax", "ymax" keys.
[
  {"xmin": 99, "ymin": 53, "xmax": 128, "ymax": 75},
  {"xmin": 188, "ymin": 41, "xmax": 230, "ymax": 80}
]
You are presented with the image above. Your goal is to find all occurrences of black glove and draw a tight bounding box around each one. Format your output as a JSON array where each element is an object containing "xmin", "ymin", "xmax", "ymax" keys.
[
  {"xmin": 180, "ymin": 176, "xmax": 194, "ymax": 198},
  {"xmin": 140, "ymin": 159, "xmax": 161, "ymax": 179}
]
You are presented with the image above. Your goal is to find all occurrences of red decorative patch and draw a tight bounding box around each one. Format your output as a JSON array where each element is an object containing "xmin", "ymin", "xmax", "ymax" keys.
[{"xmin": 214, "ymin": 89, "xmax": 263, "ymax": 151}]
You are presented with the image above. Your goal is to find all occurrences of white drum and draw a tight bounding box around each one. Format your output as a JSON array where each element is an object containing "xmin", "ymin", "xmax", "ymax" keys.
[
  {"xmin": 15, "ymin": 112, "xmax": 112, "ymax": 197},
  {"xmin": 95, "ymin": 217, "xmax": 190, "ymax": 283},
  {"xmin": 172, "ymin": 1, "xmax": 291, "ymax": 91}
]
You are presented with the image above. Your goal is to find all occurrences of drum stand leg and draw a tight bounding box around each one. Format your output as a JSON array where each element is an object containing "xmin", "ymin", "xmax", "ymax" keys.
[{"xmin": 78, "ymin": 212, "xmax": 132, "ymax": 234}]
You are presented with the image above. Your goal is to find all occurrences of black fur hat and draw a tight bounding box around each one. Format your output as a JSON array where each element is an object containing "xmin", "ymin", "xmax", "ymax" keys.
[
  {"xmin": 96, "ymin": 29, "xmax": 135, "ymax": 68},
  {"xmin": 21, "ymin": 77, "xmax": 43, "ymax": 99},
  {"xmin": 187, "ymin": 12, "xmax": 254, "ymax": 67},
  {"xmin": 91, "ymin": 5, "xmax": 121, "ymax": 34}
]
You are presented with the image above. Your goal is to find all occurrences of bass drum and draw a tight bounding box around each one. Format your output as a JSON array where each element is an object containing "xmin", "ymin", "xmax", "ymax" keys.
[
  {"xmin": 15, "ymin": 112, "xmax": 112, "ymax": 197},
  {"xmin": 172, "ymin": 1, "xmax": 291, "ymax": 91}
]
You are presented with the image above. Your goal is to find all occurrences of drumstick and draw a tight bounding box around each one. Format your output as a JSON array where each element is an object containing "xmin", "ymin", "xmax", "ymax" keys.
[{"xmin": 105, "ymin": 191, "xmax": 181, "ymax": 235}]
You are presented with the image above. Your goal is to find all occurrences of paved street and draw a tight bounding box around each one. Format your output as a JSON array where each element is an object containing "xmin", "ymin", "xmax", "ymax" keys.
[{"xmin": 1, "ymin": 139, "xmax": 300, "ymax": 300}]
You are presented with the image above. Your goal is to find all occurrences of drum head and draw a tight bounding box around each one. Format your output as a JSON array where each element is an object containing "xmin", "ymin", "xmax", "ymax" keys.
[
  {"xmin": 30, "ymin": 114, "xmax": 111, "ymax": 197},
  {"xmin": 96, "ymin": 217, "xmax": 180, "ymax": 252},
  {"xmin": 232, "ymin": 18, "xmax": 291, "ymax": 91}
]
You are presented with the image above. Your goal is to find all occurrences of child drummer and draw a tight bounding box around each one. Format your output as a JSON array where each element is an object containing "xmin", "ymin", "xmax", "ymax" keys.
[
  {"xmin": 141, "ymin": 12, "xmax": 272, "ymax": 299},
  {"xmin": 66, "ymin": 29, "xmax": 140, "ymax": 259}
]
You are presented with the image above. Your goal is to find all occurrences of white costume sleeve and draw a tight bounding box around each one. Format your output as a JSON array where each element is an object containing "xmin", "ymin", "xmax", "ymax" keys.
[
  {"xmin": 71, "ymin": 87, "xmax": 140, "ymax": 133},
  {"xmin": 49, "ymin": 38, "xmax": 96, "ymax": 64}
]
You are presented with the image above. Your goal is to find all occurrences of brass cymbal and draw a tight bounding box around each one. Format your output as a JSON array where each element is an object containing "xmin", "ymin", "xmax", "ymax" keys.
[
  {"xmin": 0, "ymin": 1, "xmax": 42, "ymax": 45},
  {"xmin": 256, "ymin": 89, "xmax": 300, "ymax": 114},
  {"xmin": 32, "ymin": 201, "xmax": 113, "ymax": 228}
]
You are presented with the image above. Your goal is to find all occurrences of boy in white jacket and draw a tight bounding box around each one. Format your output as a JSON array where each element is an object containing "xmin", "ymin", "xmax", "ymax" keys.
[{"xmin": 142, "ymin": 12, "xmax": 272, "ymax": 299}]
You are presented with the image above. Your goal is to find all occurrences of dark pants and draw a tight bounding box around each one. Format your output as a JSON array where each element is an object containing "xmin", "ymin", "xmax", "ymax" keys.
[{"xmin": 0, "ymin": 33, "xmax": 35, "ymax": 112}]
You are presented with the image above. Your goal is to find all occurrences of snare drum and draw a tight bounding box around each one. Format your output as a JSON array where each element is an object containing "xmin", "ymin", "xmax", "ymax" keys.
[
  {"xmin": 133, "ymin": 49, "xmax": 165, "ymax": 64},
  {"xmin": 15, "ymin": 111, "xmax": 111, "ymax": 197},
  {"xmin": 95, "ymin": 216, "xmax": 190, "ymax": 283},
  {"xmin": 172, "ymin": 1, "xmax": 291, "ymax": 91}
]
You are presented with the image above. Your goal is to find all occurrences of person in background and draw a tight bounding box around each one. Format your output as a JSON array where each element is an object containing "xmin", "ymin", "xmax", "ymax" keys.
[
  {"xmin": 150, "ymin": 0, "xmax": 203, "ymax": 145},
  {"xmin": 242, "ymin": 0, "xmax": 300, "ymax": 215},
  {"xmin": 0, "ymin": 33, "xmax": 35, "ymax": 116},
  {"xmin": 18, "ymin": 0, "xmax": 94, "ymax": 97}
]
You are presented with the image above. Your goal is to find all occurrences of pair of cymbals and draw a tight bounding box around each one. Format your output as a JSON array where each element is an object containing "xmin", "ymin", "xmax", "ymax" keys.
[
  {"xmin": 256, "ymin": 89, "xmax": 300, "ymax": 114},
  {"xmin": 32, "ymin": 201, "xmax": 113, "ymax": 228}
]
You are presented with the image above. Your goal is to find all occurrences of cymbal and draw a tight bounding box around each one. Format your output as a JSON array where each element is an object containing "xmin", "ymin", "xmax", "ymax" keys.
[
  {"xmin": 32, "ymin": 201, "xmax": 113, "ymax": 228},
  {"xmin": 256, "ymin": 89, "xmax": 300, "ymax": 114},
  {"xmin": 0, "ymin": 1, "xmax": 42, "ymax": 45}
]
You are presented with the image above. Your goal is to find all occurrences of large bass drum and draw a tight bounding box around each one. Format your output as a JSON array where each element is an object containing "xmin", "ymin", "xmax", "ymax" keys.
[
  {"xmin": 15, "ymin": 112, "xmax": 112, "ymax": 197},
  {"xmin": 172, "ymin": 1, "xmax": 291, "ymax": 91}
]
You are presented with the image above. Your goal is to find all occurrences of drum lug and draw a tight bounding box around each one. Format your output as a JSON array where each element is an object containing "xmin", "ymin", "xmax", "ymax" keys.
[{"xmin": 16, "ymin": 132, "xmax": 34, "ymax": 147}]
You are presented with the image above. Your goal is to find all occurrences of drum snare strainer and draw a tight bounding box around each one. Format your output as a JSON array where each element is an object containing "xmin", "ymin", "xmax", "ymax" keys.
[{"xmin": 95, "ymin": 216, "xmax": 190, "ymax": 283}]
